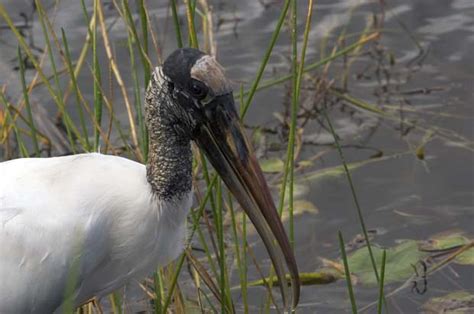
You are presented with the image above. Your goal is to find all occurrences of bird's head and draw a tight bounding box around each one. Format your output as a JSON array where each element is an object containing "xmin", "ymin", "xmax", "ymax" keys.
[{"xmin": 147, "ymin": 48, "xmax": 300, "ymax": 310}]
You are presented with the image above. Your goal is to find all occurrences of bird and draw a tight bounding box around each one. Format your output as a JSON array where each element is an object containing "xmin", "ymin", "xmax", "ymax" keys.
[{"xmin": 0, "ymin": 48, "xmax": 300, "ymax": 313}]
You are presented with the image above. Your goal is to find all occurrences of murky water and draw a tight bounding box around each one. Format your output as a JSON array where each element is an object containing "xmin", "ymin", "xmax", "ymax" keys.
[{"xmin": 1, "ymin": 0, "xmax": 473, "ymax": 312}]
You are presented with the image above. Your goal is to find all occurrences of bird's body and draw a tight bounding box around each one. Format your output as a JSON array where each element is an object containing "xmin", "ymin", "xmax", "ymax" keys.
[
  {"xmin": 0, "ymin": 48, "xmax": 300, "ymax": 312},
  {"xmin": 0, "ymin": 153, "xmax": 191, "ymax": 312}
]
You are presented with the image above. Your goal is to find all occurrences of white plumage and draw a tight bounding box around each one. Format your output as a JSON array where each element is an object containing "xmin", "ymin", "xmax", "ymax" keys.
[
  {"xmin": 0, "ymin": 153, "xmax": 191, "ymax": 312},
  {"xmin": 0, "ymin": 48, "xmax": 300, "ymax": 312}
]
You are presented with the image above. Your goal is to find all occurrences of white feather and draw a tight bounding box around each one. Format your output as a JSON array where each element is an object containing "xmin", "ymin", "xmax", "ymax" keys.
[{"xmin": 0, "ymin": 153, "xmax": 192, "ymax": 313}]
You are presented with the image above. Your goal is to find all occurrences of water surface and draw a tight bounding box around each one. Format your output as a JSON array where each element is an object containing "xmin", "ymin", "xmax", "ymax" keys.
[{"xmin": 0, "ymin": 0, "xmax": 472, "ymax": 312}]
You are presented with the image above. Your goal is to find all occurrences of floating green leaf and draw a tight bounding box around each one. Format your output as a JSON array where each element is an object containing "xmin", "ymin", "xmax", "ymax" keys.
[
  {"xmin": 421, "ymin": 233, "xmax": 474, "ymax": 265},
  {"xmin": 456, "ymin": 247, "xmax": 474, "ymax": 265},
  {"xmin": 347, "ymin": 240, "xmax": 427, "ymax": 285},
  {"xmin": 261, "ymin": 157, "xmax": 314, "ymax": 173},
  {"xmin": 422, "ymin": 291, "xmax": 474, "ymax": 314},
  {"xmin": 297, "ymin": 160, "xmax": 314, "ymax": 168},
  {"xmin": 260, "ymin": 157, "xmax": 285, "ymax": 173},
  {"xmin": 281, "ymin": 199, "xmax": 319, "ymax": 221}
]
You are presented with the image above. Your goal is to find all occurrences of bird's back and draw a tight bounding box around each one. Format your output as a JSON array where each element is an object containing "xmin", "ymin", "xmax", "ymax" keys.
[{"xmin": 0, "ymin": 153, "xmax": 191, "ymax": 312}]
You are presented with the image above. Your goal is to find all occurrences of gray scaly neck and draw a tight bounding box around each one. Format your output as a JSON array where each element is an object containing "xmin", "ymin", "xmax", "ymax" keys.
[{"xmin": 144, "ymin": 69, "xmax": 192, "ymax": 200}]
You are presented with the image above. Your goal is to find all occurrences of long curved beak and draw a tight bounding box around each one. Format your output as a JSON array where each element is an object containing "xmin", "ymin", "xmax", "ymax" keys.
[{"xmin": 194, "ymin": 93, "xmax": 300, "ymax": 310}]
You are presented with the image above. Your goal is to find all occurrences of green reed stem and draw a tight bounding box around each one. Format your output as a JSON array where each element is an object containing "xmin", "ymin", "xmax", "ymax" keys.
[
  {"xmin": 138, "ymin": 0, "xmax": 149, "ymax": 160},
  {"xmin": 122, "ymin": 0, "xmax": 151, "ymax": 85},
  {"xmin": 153, "ymin": 270, "xmax": 163, "ymax": 314},
  {"xmin": 92, "ymin": 0, "xmax": 103, "ymax": 151},
  {"xmin": 0, "ymin": 91, "xmax": 28, "ymax": 157},
  {"xmin": 215, "ymin": 180, "xmax": 228, "ymax": 313},
  {"xmin": 200, "ymin": 159, "xmax": 217, "ymax": 213},
  {"xmin": 237, "ymin": 84, "xmax": 248, "ymax": 311},
  {"xmin": 111, "ymin": 292, "xmax": 122, "ymax": 314},
  {"xmin": 287, "ymin": 0, "xmax": 298, "ymax": 248},
  {"xmin": 170, "ymin": 0, "xmax": 183, "ymax": 48},
  {"xmin": 240, "ymin": 0, "xmax": 291, "ymax": 118},
  {"xmin": 189, "ymin": 161, "xmax": 219, "ymax": 281},
  {"xmin": 0, "ymin": 5, "xmax": 65, "ymax": 114},
  {"xmin": 201, "ymin": 288, "xmax": 218, "ymax": 312},
  {"xmin": 199, "ymin": 153, "xmax": 233, "ymax": 310},
  {"xmin": 237, "ymin": 83, "xmax": 249, "ymax": 311},
  {"xmin": 190, "ymin": 204, "xmax": 219, "ymax": 279},
  {"xmin": 228, "ymin": 193, "xmax": 248, "ymax": 313},
  {"xmin": 125, "ymin": 23, "xmax": 146, "ymax": 159},
  {"xmin": 37, "ymin": 0, "xmax": 78, "ymax": 152},
  {"xmin": 337, "ymin": 231, "xmax": 357, "ymax": 314},
  {"xmin": 324, "ymin": 111, "xmax": 383, "ymax": 287},
  {"xmin": 162, "ymin": 175, "xmax": 218, "ymax": 313},
  {"xmin": 243, "ymin": 32, "xmax": 379, "ymax": 97},
  {"xmin": 161, "ymin": 252, "xmax": 186, "ymax": 313},
  {"xmin": 17, "ymin": 47, "xmax": 40, "ymax": 156},
  {"xmin": 339, "ymin": 231, "xmax": 358, "ymax": 314},
  {"xmin": 61, "ymin": 29, "xmax": 91, "ymax": 151},
  {"xmin": 377, "ymin": 250, "xmax": 387, "ymax": 314},
  {"xmin": 241, "ymin": 214, "xmax": 248, "ymax": 313},
  {"xmin": 198, "ymin": 154, "xmax": 219, "ymax": 261},
  {"xmin": 138, "ymin": 0, "xmax": 149, "ymax": 61},
  {"xmin": 185, "ymin": 0, "xmax": 199, "ymax": 48},
  {"xmin": 287, "ymin": 0, "xmax": 314, "ymax": 245},
  {"xmin": 264, "ymin": 0, "xmax": 305, "ymax": 309}
]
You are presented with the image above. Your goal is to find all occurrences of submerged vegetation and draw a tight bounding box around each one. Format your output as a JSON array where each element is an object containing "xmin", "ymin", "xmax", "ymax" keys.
[{"xmin": 0, "ymin": 0, "xmax": 472, "ymax": 313}]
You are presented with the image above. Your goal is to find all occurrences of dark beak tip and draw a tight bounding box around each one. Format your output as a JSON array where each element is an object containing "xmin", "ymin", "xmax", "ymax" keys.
[{"xmin": 195, "ymin": 98, "xmax": 301, "ymax": 310}]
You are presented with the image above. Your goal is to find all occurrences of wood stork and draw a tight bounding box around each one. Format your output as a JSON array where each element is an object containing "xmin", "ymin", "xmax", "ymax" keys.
[{"xmin": 0, "ymin": 48, "xmax": 300, "ymax": 312}]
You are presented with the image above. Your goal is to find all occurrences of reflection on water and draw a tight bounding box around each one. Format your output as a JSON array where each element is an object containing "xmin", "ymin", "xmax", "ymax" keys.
[{"xmin": 0, "ymin": 0, "xmax": 472, "ymax": 312}]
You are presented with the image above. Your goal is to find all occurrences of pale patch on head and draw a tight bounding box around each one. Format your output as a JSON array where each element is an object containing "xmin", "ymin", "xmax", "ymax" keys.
[
  {"xmin": 191, "ymin": 55, "xmax": 232, "ymax": 95},
  {"xmin": 152, "ymin": 66, "xmax": 165, "ymax": 85}
]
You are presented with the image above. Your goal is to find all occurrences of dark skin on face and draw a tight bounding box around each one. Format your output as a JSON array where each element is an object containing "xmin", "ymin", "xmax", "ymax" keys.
[{"xmin": 161, "ymin": 48, "xmax": 301, "ymax": 310}]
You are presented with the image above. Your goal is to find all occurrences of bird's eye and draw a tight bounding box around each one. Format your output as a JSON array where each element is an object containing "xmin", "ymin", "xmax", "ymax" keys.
[{"xmin": 189, "ymin": 79, "xmax": 208, "ymax": 100}]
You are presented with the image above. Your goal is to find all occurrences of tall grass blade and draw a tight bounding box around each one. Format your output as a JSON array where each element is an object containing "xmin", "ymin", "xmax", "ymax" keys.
[
  {"xmin": 229, "ymin": 195, "xmax": 249, "ymax": 313},
  {"xmin": 161, "ymin": 253, "xmax": 186, "ymax": 313},
  {"xmin": 162, "ymin": 174, "xmax": 219, "ymax": 312},
  {"xmin": 240, "ymin": 0, "xmax": 291, "ymax": 118},
  {"xmin": 138, "ymin": 0, "xmax": 149, "ymax": 77},
  {"xmin": 339, "ymin": 231, "xmax": 358, "ymax": 314},
  {"xmin": 17, "ymin": 47, "xmax": 40, "ymax": 156},
  {"xmin": 138, "ymin": 0, "xmax": 150, "ymax": 160},
  {"xmin": 153, "ymin": 270, "xmax": 164, "ymax": 314},
  {"xmin": 95, "ymin": 0, "xmax": 140, "ymax": 158},
  {"xmin": 186, "ymin": 249, "xmax": 234, "ymax": 312},
  {"xmin": 0, "ymin": 4, "xmax": 66, "ymax": 112},
  {"xmin": 170, "ymin": 0, "xmax": 184, "ymax": 48},
  {"xmin": 92, "ymin": 0, "xmax": 103, "ymax": 151},
  {"xmin": 185, "ymin": 0, "xmax": 199, "ymax": 48},
  {"xmin": 245, "ymin": 32, "xmax": 379, "ymax": 97},
  {"xmin": 125, "ymin": 18, "xmax": 146, "ymax": 159},
  {"xmin": 215, "ymin": 180, "xmax": 233, "ymax": 313},
  {"xmin": 110, "ymin": 292, "xmax": 122, "ymax": 314},
  {"xmin": 36, "ymin": 0, "xmax": 82, "ymax": 152},
  {"xmin": 61, "ymin": 28, "xmax": 91, "ymax": 151},
  {"xmin": 122, "ymin": 0, "xmax": 151, "ymax": 85},
  {"xmin": 280, "ymin": 0, "xmax": 314, "ymax": 241},
  {"xmin": 215, "ymin": 179, "xmax": 226, "ymax": 313},
  {"xmin": 377, "ymin": 250, "xmax": 387, "ymax": 314},
  {"xmin": 63, "ymin": 235, "xmax": 86, "ymax": 314},
  {"xmin": 189, "ymin": 205, "xmax": 219, "ymax": 279},
  {"xmin": 323, "ymin": 111, "xmax": 380, "ymax": 282},
  {"xmin": 0, "ymin": 91, "xmax": 28, "ymax": 157},
  {"xmin": 288, "ymin": 0, "xmax": 298, "ymax": 248}
]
